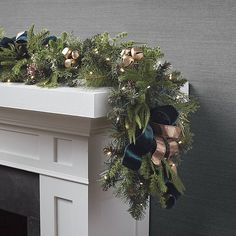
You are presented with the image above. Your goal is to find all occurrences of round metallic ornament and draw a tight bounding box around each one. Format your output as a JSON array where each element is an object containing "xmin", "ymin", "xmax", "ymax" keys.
[
  {"xmin": 64, "ymin": 59, "xmax": 72, "ymax": 68},
  {"xmin": 131, "ymin": 47, "xmax": 143, "ymax": 61},
  {"xmin": 122, "ymin": 55, "xmax": 134, "ymax": 67},
  {"xmin": 121, "ymin": 48, "xmax": 131, "ymax": 57},
  {"xmin": 72, "ymin": 50, "xmax": 80, "ymax": 59}
]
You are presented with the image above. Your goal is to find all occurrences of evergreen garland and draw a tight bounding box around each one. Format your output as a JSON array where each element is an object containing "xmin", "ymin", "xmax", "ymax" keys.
[{"xmin": 0, "ymin": 26, "xmax": 199, "ymax": 220}]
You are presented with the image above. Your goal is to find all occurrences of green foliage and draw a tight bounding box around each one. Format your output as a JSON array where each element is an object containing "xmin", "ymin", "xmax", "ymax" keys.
[
  {"xmin": 12, "ymin": 58, "xmax": 28, "ymax": 75},
  {"xmin": 27, "ymin": 25, "xmax": 50, "ymax": 54},
  {"xmin": 0, "ymin": 26, "xmax": 199, "ymax": 220}
]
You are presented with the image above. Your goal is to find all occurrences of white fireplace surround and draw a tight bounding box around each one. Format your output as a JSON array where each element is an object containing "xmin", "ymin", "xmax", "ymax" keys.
[{"xmin": 0, "ymin": 82, "xmax": 188, "ymax": 236}]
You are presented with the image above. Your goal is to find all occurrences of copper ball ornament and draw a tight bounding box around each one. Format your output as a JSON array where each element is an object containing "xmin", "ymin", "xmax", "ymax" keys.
[
  {"xmin": 72, "ymin": 50, "xmax": 80, "ymax": 60},
  {"xmin": 71, "ymin": 59, "xmax": 77, "ymax": 66},
  {"xmin": 64, "ymin": 59, "xmax": 73, "ymax": 68}
]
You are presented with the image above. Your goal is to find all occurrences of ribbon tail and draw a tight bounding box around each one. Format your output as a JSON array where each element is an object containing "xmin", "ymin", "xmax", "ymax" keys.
[{"xmin": 122, "ymin": 125, "xmax": 155, "ymax": 170}]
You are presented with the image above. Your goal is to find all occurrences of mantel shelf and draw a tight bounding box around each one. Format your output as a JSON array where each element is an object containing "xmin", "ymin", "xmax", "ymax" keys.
[
  {"xmin": 0, "ymin": 82, "xmax": 189, "ymax": 119},
  {"xmin": 0, "ymin": 82, "xmax": 110, "ymax": 118}
]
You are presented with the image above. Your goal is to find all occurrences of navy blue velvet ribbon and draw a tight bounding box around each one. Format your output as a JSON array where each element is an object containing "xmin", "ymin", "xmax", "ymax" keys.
[
  {"xmin": 122, "ymin": 105, "xmax": 181, "ymax": 208},
  {"xmin": 0, "ymin": 31, "xmax": 57, "ymax": 48},
  {"xmin": 15, "ymin": 31, "xmax": 27, "ymax": 44},
  {"xmin": 122, "ymin": 124, "xmax": 155, "ymax": 170},
  {"xmin": 122, "ymin": 105, "xmax": 178, "ymax": 171},
  {"xmin": 0, "ymin": 37, "xmax": 15, "ymax": 48},
  {"xmin": 164, "ymin": 180, "xmax": 181, "ymax": 209},
  {"xmin": 42, "ymin": 35, "xmax": 57, "ymax": 45}
]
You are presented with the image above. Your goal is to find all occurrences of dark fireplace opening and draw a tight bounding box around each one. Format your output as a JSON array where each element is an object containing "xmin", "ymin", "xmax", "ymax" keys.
[
  {"xmin": 0, "ymin": 209, "xmax": 27, "ymax": 236},
  {"xmin": 0, "ymin": 165, "xmax": 40, "ymax": 236}
]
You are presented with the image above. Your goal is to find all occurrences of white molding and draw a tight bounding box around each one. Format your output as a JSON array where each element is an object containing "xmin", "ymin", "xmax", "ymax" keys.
[
  {"xmin": 0, "ymin": 107, "xmax": 110, "ymax": 136},
  {"xmin": 0, "ymin": 159, "xmax": 89, "ymax": 185},
  {"xmin": 0, "ymin": 82, "xmax": 110, "ymax": 118}
]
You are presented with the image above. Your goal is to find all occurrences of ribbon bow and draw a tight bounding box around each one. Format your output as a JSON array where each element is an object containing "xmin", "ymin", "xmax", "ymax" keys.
[
  {"xmin": 122, "ymin": 105, "xmax": 182, "ymax": 208},
  {"xmin": 120, "ymin": 47, "xmax": 144, "ymax": 67},
  {"xmin": 0, "ymin": 31, "xmax": 57, "ymax": 50},
  {"xmin": 62, "ymin": 47, "xmax": 80, "ymax": 68},
  {"xmin": 14, "ymin": 31, "xmax": 28, "ymax": 56},
  {"xmin": 150, "ymin": 106, "xmax": 181, "ymax": 188},
  {"xmin": 0, "ymin": 31, "xmax": 28, "ymax": 56}
]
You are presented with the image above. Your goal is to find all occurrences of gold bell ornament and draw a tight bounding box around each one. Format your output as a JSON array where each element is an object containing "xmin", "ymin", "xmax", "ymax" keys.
[
  {"xmin": 120, "ymin": 47, "xmax": 143, "ymax": 68},
  {"xmin": 131, "ymin": 47, "xmax": 144, "ymax": 61},
  {"xmin": 62, "ymin": 47, "xmax": 80, "ymax": 68}
]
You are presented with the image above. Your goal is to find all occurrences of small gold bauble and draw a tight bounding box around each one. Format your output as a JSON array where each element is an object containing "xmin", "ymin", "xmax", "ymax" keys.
[
  {"xmin": 122, "ymin": 55, "xmax": 134, "ymax": 67},
  {"xmin": 62, "ymin": 47, "xmax": 73, "ymax": 59},
  {"xmin": 72, "ymin": 50, "xmax": 80, "ymax": 59},
  {"xmin": 131, "ymin": 47, "xmax": 143, "ymax": 61},
  {"xmin": 71, "ymin": 59, "xmax": 77, "ymax": 66},
  {"xmin": 64, "ymin": 59, "xmax": 72, "ymax": 68}
]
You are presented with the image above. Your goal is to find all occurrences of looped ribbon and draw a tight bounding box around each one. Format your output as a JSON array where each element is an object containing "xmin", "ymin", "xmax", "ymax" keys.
[
  {"xmin": 120, "ymin": 47, "xmax": 143, "ymax": 67},
  {"xmin": 122, "ymin": 105, "xmax": 182, "ymax": 208},
  {"xmin": 0, "ymin": 31, "xmax": 29, "ymax": 56},
  {"xmin": 0, "ymin": 31, "xmax": 57, "ymax": 49},
  {"xmin": 62, "ymin": 47, "xmax": 80, "ymax": 68},
  {"xmin": 151, "ymin": 123, "xmax": 180, "ymax": 167},
  {"xmin": 14, "ymin": 31, "xmax": 28, "ymax": 56}
]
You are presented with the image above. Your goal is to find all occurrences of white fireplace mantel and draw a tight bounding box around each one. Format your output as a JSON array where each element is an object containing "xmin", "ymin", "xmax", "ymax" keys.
[
  {"xmin": 0, "ymin": 83, "xmax": 150, "ymax": 236},
  {"xmin": 0, "ymin": 82, "xmax": 189, "ymax": 236}
]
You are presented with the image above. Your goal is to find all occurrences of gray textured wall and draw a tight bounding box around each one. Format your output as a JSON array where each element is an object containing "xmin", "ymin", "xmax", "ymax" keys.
[{"xmin": 0, "ymin": 0, "xmax": 236, "ymax": 236}]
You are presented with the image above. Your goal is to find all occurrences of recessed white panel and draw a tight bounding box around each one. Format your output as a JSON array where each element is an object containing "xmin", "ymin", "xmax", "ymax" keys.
[
  {"xmin": 54, "ymin": 138, "xmax": 73, "ymax": 166},
  {"xmin": 55, "ymin": 197, "xmax": 73, "ymax": 236},
  {"xmin": 0, "ymin": 128, "xmax": 39, "ymax": 159}
]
